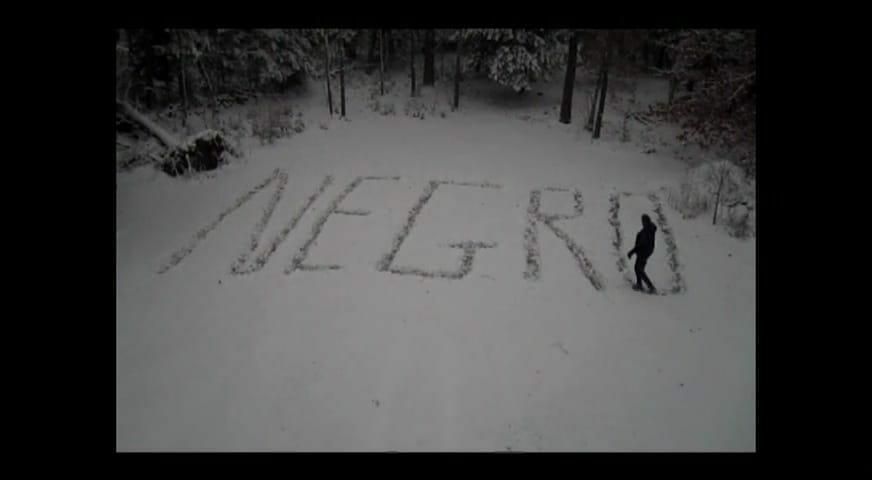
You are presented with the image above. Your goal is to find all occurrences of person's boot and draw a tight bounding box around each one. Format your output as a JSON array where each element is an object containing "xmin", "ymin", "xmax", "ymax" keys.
[
  {"xmin": 647, "ymin": 286, "xmax": 657, "ymax": 295},
  {"xmin": 632, "ymin": 284, "xmax": 643, "ymax": 291}
]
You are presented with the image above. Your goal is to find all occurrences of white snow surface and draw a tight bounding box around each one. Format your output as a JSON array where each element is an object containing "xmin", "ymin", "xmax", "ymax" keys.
[{"xmin": 116, "ymin": 69, "xmax": 755, "ymax": 451}]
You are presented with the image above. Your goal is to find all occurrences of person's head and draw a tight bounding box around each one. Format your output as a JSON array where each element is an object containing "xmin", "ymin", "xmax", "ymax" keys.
[{"xmin": 641, "ymin": 214, "xmax": 653, "ymax": 228}]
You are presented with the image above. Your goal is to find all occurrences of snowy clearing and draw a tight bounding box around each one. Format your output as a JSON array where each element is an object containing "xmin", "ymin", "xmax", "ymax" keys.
[{"xmin": 117, "ymin": 64, "xmax": 755, "ymax": 452}]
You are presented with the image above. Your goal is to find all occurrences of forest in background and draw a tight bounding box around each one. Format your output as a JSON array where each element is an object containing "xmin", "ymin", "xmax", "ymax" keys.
[{"xmin": 115, "ymin": 29, "xmax": 756, "ymax": 178}]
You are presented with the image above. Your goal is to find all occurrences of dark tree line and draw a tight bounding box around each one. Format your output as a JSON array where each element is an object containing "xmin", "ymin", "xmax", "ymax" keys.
[
  {"xmin": 650, "ymin": 29, "xmax": 757, "ymax": 159},
  {"xmin": 118, "ymin": 28, "xmax": 756, "ymax": 171}
]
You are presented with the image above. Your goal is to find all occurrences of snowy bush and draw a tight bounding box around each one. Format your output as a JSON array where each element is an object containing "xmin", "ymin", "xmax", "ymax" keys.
[
  {"xmin": 620, "ymin": 114, "xmax": 631, "ymax": 143},
  {"xmin": 404, "ymin": 97, "xmax": 434, "ymax": 119},
  {"xmin": 367, "ymin": 74, "xmax": 399, "ymax": 116},
  {"xmin": 370, "ymin": 97, "xmax": 396, "ymax": 116},
  {"xmin": 250, "ymin": 102, "xmax": 303, "ymax": 144},
  {"xmin": 666, "ymin": 159, "xmax": 755, "ymax": 237},
  {"xmin": 380, "ymin": 102, "xmax": 396, "ymax": 116},
  {"xmin": 369, "ymin": 79, "xmax": 396, "ymax": 100},
  {"xmin": 722, "ymin": 201, "xmax": 755, "ymax": 238},
  {"xmin": 666, "ymin": 178, "xmax": 710, "ymax": 219},
  {"xmin": 213, "ymin": 113, "xmax": 249, "ymax": 151}
]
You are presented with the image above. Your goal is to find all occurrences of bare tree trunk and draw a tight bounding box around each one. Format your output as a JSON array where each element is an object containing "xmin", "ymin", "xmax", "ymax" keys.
[
  {"xmin": 593, "ymin": 64, "xmax": 608, "ymax": 139},
  {"xmin": 345, "ymin": 35, "xmax": 356, "ymax": 60},
  {"xmin": 120, "ymin": 29, "xmax": 133, "ymax": 101},
  {"xmin": 196, "ymin": 56, "xmax": 218, "ymax": 128},
  {"xmin": 387, "ymin": 29, "xmax": 394, "ymax": 63},
  {"xmin": 453, "ymin": 31, "xmax": 463, "ymax": 110},
  {"xmin": 423, "ymin": 29, "xmax": 435, "ymax": 86},
  {"xmin": 642, "ymin": 40, "xmax": 649, "ymax": 67},
  {"xmin": 218, "ymin": 64, "xmax": 226, "ymax": 94},
  {"xmin": 176, "ymin": 32, "xmax": 188, "ymax": 128},
  {"xmin": 368, "ymin": 29, "xmax": 378, "ymax": 64},
  {"xmin": 340, "ymin": 38, "xmax": 346, "ymax": 117},
  {"xmin": 117, "ymin": 99, "xmax": 180, "ymax": 149},
  {"xmin": 180, "ymin": 66, "xmax": 188, "ymax": 128},
  {"xmin": 409, "ymin": 30, "xmax": 416, "ymax": 97},
  {"xmin": 585, "ymin": 70, "xmax": 602, "ymax": 131},
  {"xmin": 617, "ymin": 30, "xmax": 626, "ymax": 62},
  {"xmin": 713, "ymin": 165, "xmax": 726, "ymax": 225},
  {"xmin": 138, "ymin": 30, "xmax": 157, "ymax": 109},
  {"xmin": 559, "ymin": 31, "xmax": 579, "ymax": 124},
  {"xmin": 324, "ymin": 30, "xmax": 333, "ymax": 116},
  {"xmin": 379, "ymin": 30, "xmax": 385, "ymax": 96},
  {"xmin": 592, "ymin": 34, "xmax": 612, "ymax": 140}
]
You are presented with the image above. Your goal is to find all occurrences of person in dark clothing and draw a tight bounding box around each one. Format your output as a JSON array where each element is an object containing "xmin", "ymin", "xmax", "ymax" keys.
[{"xmin": 628, "ymin": 214, "xmax": 657, "ymax": 294}]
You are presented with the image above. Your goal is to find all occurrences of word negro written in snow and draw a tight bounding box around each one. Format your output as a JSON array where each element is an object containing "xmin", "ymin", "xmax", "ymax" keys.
[{"xmin": 158, "ymin": 169, "xmax": 685, "ymax": 294}]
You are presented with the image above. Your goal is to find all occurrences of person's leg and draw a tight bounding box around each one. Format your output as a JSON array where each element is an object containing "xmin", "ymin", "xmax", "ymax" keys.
[
  {"xmin": 641, "ymin": 271, "xmax": 655, "ymax": 292},
  {"xmin": 634, "ymin": 257, "xmax": 644, "ymax": 289},
  {"xmin": 638, "ymin": 256, "xmax": 655, "ymax": 291}
]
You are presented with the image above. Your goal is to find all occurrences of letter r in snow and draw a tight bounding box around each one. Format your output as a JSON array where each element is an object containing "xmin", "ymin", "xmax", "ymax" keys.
[{"xmin": 523, "ymin": 187, "xmax": 602, "ymax": 290}]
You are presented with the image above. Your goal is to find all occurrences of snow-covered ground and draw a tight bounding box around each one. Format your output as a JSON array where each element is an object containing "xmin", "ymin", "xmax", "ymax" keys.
[{"xmin": 116, "ymin": 65, "xmax": 755, "ymax": 451}]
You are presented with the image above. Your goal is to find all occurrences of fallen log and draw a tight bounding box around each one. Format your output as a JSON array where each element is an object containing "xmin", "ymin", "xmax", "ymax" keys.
[
  {"xmin": 116, "ymin": 99, "xmax": 179, "ymax": 148},
  {"xmin": 116, "ymin": 99, "xmax": 239, "ymax": 176}
]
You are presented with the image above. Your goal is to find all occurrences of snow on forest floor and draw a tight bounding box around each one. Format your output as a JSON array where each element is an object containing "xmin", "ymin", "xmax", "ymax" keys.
[{"xmin": 116, "ymin": 64, "xmax": 755, "ymax": 451}]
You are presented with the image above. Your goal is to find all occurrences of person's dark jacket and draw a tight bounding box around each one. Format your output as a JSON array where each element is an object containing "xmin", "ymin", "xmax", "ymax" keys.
[{"xmin": 628, "ymin": 216, "xmax": 657, "ymax": 259}]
